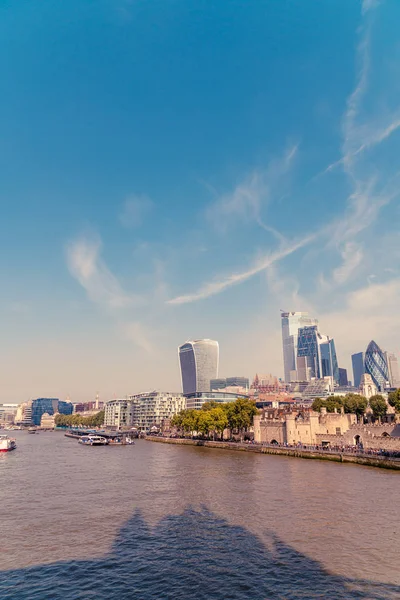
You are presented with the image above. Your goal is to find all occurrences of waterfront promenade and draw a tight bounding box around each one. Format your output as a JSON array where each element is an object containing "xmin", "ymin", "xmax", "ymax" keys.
[{"xmin": 146, "ymin": 436, "xmax": 400, "ymax": 470}]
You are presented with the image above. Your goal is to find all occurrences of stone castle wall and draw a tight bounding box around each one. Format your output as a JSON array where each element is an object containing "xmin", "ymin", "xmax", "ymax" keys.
[
  {"xmin": 254, "ymin": 412, "xmax": 400, "ymax": 449},
  {"xmin": 315, "ymin": 432, "xmax": 400, "ymax": 451}
]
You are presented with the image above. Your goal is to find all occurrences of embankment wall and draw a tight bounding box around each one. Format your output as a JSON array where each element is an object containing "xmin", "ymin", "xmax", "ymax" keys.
[{"xmin": 146, "ymin": 437, "xmax": 400, "ymax": 470}]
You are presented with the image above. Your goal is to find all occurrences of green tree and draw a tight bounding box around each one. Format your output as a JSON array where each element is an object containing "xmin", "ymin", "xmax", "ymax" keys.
[
  {"xmin": 388, "ymin": 389, "xmax": 400, "ymax": 413},
  {"xmin": 369, "ymin": 395, "xmax": 387, "ymax": 421},
  {"xmin": 208, "ymin": 407, "xmax": 228, "ymax": 440},
  {"xmin": 88, "ymin": 410, "xmax": 105, "ymax": 427},
  {"xmin": 325, "ymin": 396, "xmax": 344, "ymax": 413},
  {"xmin": 171, "ymin": 412, "xmax": 183, "ymax": 428},
  {"xmin": 183, "ymin": 409, "xmax": 200, "ymax": 435},
  {"xmin": 311, "ymin": 397, "xmax": 324, "ymax": 412},
  {"xmin": 226, "ymin": 398, "xmax": 258, "ymax": 441},
  {"xmin": 201, "ymin": 401, "xmax": 221, "ymax": 412},
  {"xmin": 312, "ymin": 396, "xmax": 343, "ymax": 413},
  {"xmin": 196, "ymin": 411, "xmax": 214, "ymax": 437},
  {"xmin": 343, "ymin": 394, "xmax": 368, "ymax": 418},
  {"xmin": 171, "ymin": 398, "xmax": 257, "ymax": 440},
  {"xmin": 171, "ymin": 409, "xmax": 199, "ymax": 436},
  {"xmin": 55, "ymin": 414, "xmax": 66, "ymax": 426},
  {"xmin": 54, "ymin": 410, "xmax": 104, "ymax": 428}
]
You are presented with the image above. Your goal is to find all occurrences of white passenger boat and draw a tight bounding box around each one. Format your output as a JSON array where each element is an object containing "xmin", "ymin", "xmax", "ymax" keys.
[
  {"xmin": 78, "ymin": 435, "xmax": 108, "ymax": 446},
  {"xmin": 0, "ymin": 435, "xmax": 17, "ymax": 452}
]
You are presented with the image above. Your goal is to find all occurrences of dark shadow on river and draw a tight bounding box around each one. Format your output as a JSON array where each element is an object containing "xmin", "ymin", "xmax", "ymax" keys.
[{"xmin": 0, "ymin": 507, "xmax": 398, "ymax": 599}]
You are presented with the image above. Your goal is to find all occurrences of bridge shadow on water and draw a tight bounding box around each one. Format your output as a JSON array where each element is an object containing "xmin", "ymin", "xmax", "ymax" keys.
[{"xmin": 0, "ymin": 508, "xmax": 399, "ymax": 599}]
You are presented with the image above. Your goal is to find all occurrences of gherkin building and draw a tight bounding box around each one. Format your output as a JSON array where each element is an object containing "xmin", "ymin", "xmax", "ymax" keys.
[{"xmin": 364, "ymin": 340, "xmax": 389, "ymax": 391}]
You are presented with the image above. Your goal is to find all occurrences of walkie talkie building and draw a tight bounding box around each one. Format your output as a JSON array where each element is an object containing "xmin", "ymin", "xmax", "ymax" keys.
[{"xmin": 178, "ymin": 339, "xmax": 219, "ymax": 395}]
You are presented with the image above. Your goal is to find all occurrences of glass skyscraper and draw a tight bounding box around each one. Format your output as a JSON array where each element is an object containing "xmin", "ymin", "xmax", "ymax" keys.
[
  {"xmin": 351, "ymin": 352, "xmax": 365, "ymax": 389},
  {"xmin": 385, "ymin": 352, "xmax": 400, "ymax": 388},
  {"xmin": 281, "ymin": 312, "xmax": 318, "ymax": 382},
  {"xmin": 320, "ymin": 339, "xmax": 339, "ymax": 384},
  {"xmin": 297, "ymin": 326, "xmax": 320, "ymax": 379},
  {"xmin": 31, "ymin": 398, "xmax": 73, "ymax": 426},
  {"xmin": 179, "ymin": 339, "xmax": 219, "ymax": 395},
  {"xmin": 339, "ymin": 368, "xmax": 348, "ymax": 387},
  {"xmin": 364, "ymin": 340, "xmax": 389, "ymax": 392},
  {"xmin": 296, "ymin": 326, "xmax": 339, "ymax": 384}
]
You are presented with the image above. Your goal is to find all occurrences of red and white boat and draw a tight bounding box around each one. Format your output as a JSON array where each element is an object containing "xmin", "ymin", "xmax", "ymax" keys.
[{"xmin": 0, "ymin": 435, "xmax": 17, "ymax": 452}]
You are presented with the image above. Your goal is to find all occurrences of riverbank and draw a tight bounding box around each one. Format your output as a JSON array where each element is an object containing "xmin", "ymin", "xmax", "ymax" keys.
[{"xmin": 146, "ymin": 437, "xmax": 400, "ymax": 470}]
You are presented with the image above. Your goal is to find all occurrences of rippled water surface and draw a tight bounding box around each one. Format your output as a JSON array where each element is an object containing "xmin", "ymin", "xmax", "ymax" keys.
[{"xmin": 0, "ymin": 431, "xmax": 399, "ymax": 599}]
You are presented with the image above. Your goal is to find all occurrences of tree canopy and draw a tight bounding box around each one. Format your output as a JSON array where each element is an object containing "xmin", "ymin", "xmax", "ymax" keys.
[
  {"xmin": 171, "ymin": 409, "xmax": 199, "ymax": 434},
  {"xmin": 171, "ymin": 398, "xmax": 257, "ymax": 439},
  {"xmin": 225, "ymin": 398, "xmax": 258, "ymax": 438},
  {"xmin": 312, "ymin": 394, "xmax": 367, "ymax": 417},
  {"xmin": 342, "ymin": 394, "xmax": 368, "ymax": 417},
  {"xmin": 55, "ymin": 410, "xmax": 105, "ymax": 428},
  {"xmin": 311, "ymin": 396, "xmax": 342, "ymax": 413},
  {"xmin": 388, "ymin": 389, "xmax": 400, "ymax": 413},
  {"xmin": 369, "ymin": 395, "xmax": 387, "ymax": 420}
]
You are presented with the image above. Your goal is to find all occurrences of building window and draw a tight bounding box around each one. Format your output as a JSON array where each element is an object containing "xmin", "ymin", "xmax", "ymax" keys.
[{"xmin": 336, "ymin": 427, "xmax": 341, "ymax": 435}]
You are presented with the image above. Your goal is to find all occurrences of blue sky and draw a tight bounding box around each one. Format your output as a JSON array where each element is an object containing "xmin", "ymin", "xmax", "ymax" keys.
[{"xmin": 1, "ymin": 0, "xmax": 400, "ymax": 402}]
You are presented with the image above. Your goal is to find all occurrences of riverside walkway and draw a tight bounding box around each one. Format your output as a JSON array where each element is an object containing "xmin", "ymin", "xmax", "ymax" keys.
[{"xmin": 146, "ymin": 437, "xmax": 400, "ymax": 470}]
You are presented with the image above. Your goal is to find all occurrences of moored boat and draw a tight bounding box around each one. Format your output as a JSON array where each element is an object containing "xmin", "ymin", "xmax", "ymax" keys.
[
  {"xmin": 107, "ymin": 435, "xmax": 135, "ymax": 445},
  {"xmin": 0, "ymin": 435, "xmax": 17, "ymax": 452},
  {"xmin": 78, "ymin": 435, "xmax": 108, "ymax": 446}
]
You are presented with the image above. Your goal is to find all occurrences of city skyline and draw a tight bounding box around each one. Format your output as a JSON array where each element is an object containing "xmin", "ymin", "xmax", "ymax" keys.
[
  {"xmin": 2, "ymin": 1, "xmax": 400, "ymax": 402},
  {"xmin": 3, "ymin": 313, "xmax": 400, "ymax": 403}
]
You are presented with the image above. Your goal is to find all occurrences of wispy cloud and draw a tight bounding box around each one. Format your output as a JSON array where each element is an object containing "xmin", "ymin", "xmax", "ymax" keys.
[
  {"xmin": 66, "ymin": 234, "xmax": 136, "ymax": 309},
  {"xmin": 362, "ymin": 0, "xmax": 382, "ymax": 15},
  {"xmin": 206, "ymin": 145, "xmax": 298, "ymax": 242},
  {"xmin": 330, "ymin": 169, "xmax": 400, "ymax": 248},
  {"xmin": 119, "ymin": 194, "xmax": 154, "ymax": 228},
  {"xmin": 265, "ymin": 263, "xmax": 312, "ymax": 314},
  {"xmin": 167, "ymin": 233, "xmax": 315, "ymax": 305},
  {"xmin": 333, "ymin": 242, "xmax": 364, "ymax": 284},
  {"xmin": 325, "ymin": 2, "xmax": 400, "ymax": 176},
  {"xmin": 322, "ymin": 276, "xmax": 400, "ymax": 363},
  {"xmin": 321, "ymin": 0, "xmax": 400, "ymax": 290},
  {"xmin": 66, "ymin": 234, "xmax": 162, "ymax": 353},
  {"xmin": 120, "ymin": 321, "xmax": 154, "ymax": 354}
]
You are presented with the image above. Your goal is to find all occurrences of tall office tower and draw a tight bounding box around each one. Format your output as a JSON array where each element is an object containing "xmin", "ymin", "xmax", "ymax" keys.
[
  {"xmin": 320, "ymin": 338, "xmax": 339, "ymax": 384},
  {"xmin": 352, "ymin": 352, "xmax": 365, "ymax": 389},
  {"xmin": 385, "ymin": 352, "xmax": 400, "ymax": 388},
  {"xmin": 296, "ymin": 326, "xmax": 339, "ymax": 384},
  {"xmin": 364, "ymin": 340, "xmax": 390, "ymax": 392},
  {"xmin": 296, "ymin": 355, "xmax": 311, "ymax": 381},
  {"xmin": 297, "ymin": 326, "xmax": 320, "ymax": 379},
  {"xmin": 339, "ymin": 368, "xmax": 348, "ymax": 387},
  {"xmin": 281, "ymin": 311, "xmax": 318, "ymax": 382},
  {"xmin": 31, "ymin": 398, "xmax": 58, "ymax": 426},
  {"xmin": 179, "ymin": 339, "xmax": 219, "ymax": 395},
  {"xmin": 31, "ymin": 398, "xmax": 73, "ymax": 426}
]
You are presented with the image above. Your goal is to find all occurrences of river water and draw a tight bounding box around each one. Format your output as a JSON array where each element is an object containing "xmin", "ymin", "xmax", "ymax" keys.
[{"xmin": 0, "ymin": 431, "xmax": 399, "ymax": 599}]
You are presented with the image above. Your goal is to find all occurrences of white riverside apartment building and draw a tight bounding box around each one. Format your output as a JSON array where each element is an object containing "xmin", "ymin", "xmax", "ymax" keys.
[
  {"xmin": 104, "ymin": 392, "xmax": 186, "ymax": 432},
  {"xmin": 104, "ymin": 399, "xmax": 133, "ymax": 429}
]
